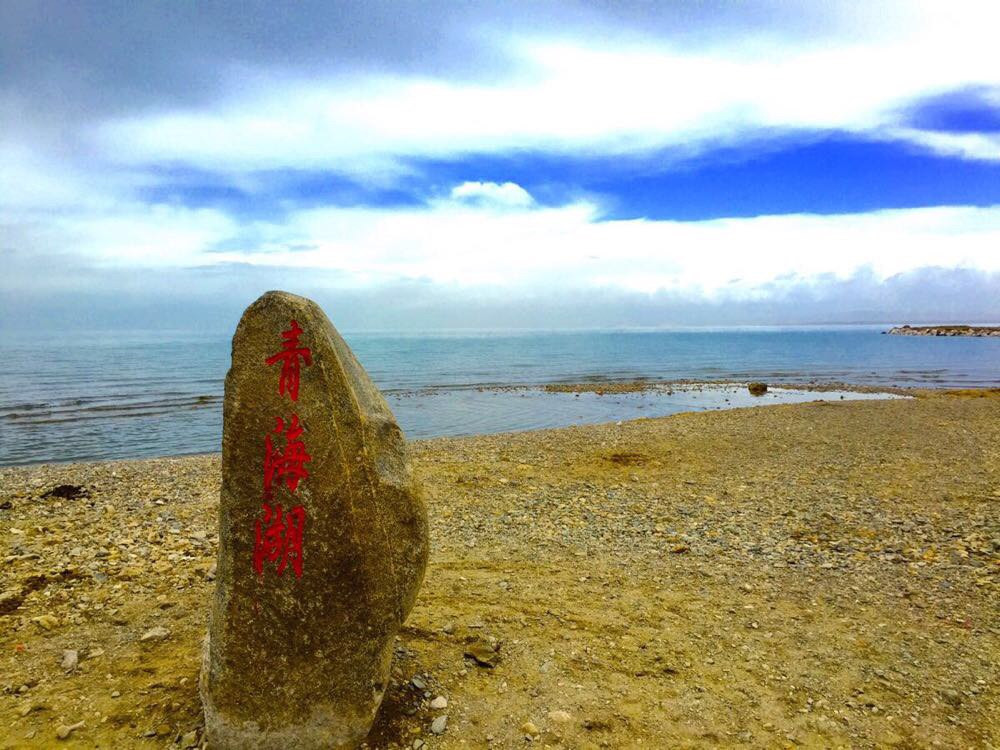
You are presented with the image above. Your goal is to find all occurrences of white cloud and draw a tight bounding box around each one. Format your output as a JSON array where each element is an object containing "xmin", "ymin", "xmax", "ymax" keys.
[
  {"xmin": 5, "ymin": 163, "xmax": 1000, "ymax": 302},
  {"xmin": 183, "ymin": 197, "xmax": 1000, "ymax": 295},
  {"xmin": 449, "ymin": 181, "xmax": 534, "ymax": 208},
  {"xmin": 92, "ymin": 1, "xmax": 1000, "ymax": 171},
  {"xmin": 880, "ymin": 128, "xmax": 1000, "ymax": 162}
]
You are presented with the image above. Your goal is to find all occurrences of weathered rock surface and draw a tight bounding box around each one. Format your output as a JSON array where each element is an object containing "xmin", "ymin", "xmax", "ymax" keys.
[
  {"xmin": 200, "ymin": 291, "xmax": 429, "ymax": 749},
  {"xmin": 747, "ymin": 381, "xmax": 768, "ymax": 396}
]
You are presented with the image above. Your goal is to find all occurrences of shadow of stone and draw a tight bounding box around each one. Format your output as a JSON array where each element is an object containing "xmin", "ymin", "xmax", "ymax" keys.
[{"xmin": 363, "ymin": 679, "xmax": 428, "ymax": 749}]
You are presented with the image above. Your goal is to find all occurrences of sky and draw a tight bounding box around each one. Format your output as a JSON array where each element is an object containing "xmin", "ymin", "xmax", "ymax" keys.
[{"xmin": 2, "ymin": 0, "xmax": 1000, "ymax": 332}]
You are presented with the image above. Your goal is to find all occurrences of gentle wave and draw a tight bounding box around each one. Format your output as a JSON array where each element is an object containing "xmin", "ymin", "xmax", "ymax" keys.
[{"xmin": 3, "ymin": 396, "xmax": 222, "ymax": 425}]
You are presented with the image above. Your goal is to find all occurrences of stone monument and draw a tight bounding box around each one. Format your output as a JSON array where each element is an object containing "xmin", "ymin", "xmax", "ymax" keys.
[{"xmin": 201, "ymin": 291, "xmax": 429, "ymax": 749}]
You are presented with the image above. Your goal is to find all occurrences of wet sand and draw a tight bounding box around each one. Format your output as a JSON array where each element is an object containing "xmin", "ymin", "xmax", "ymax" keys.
[{"xmin": 1, "ymin": 390, "xmax": 998, "ymax": 748}]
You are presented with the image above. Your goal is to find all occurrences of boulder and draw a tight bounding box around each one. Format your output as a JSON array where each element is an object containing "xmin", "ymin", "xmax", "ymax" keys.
[
  {"xmin": 747, "ymin": 382, "xmax": 768, "ymax": 397},
  {"xmin": 201, "ymin": 291, "xmax": 429, "ymax": 749}
]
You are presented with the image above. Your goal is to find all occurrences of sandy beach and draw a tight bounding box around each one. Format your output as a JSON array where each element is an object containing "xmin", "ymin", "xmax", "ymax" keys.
[{"xmin": 2, "ymin": 390, "xmax": 998, "ymax": 748}]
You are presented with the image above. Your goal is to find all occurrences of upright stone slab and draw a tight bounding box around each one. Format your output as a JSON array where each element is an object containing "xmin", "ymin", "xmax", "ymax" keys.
[{"xmin": 201, "ymin": 291, "xmax": 429, "ymax": 749}]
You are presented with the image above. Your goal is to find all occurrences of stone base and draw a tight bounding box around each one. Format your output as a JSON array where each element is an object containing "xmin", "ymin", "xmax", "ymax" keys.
[{"xmin": 199, "ymin": 636, "xmax": 385, "ymax": 750}]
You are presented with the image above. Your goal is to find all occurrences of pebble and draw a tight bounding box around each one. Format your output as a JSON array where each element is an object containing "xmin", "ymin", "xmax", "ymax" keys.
[
  {"xmin": 31, "ymin": 614, "xmax": 59, "ymax": 631},
  {"xmin": 464, "ymin": 639, "xmax": 500, "ymax": 668},
  {"xmin": 60, "ymin": 649, "xmax": 79, "ymax": 672},
  {"xmin": 940, "ymin": 689, "xmax": 962, "ymax": 706},
  {"xmin": 548, "ymin": 710, "xmax": 572, "ymax": 723},
  {"xmin": 430, "ymin": 715, "xmax": 448, "ymax": 735},
  {"xmin": 18, "ymin": 702, "xmax": 43, "ymax": 717},
  {"xmin": 140, "ymin": 626, "xmax": 170, "ymax": 642},
  {"xmin": 181, "ymin": 730, "xmax": 199, "ymax": 748},
  {"xmin": 56, "ymin": 721, "xmax": 84, "ymax": 740},
  {"xmin": 521, "ymin": 721, "xmax": 540, "ymax": 736},
  {"xmin": 430, "ymin": 695, "xmax": 448, "ymax": 709}
]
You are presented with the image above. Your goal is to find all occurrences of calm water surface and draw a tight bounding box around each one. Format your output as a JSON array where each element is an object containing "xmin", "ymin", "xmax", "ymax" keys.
[{"xmin": 1, "ymin": 327, "xmax": 997, "ymax": 466}]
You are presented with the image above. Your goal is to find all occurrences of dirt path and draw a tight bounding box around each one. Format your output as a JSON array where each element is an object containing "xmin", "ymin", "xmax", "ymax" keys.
[{"xmin": 2, "ymin": 393, "xmax": 998, "ymax": 748}]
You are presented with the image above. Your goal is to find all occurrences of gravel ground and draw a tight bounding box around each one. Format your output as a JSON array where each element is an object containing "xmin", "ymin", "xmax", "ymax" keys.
[{"xmin": 1, "ymin": 391, "xmax": 998, "ymax": 748}]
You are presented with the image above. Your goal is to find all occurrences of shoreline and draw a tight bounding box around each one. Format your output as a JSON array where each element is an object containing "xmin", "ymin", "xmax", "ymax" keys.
[
  {"xmin": 7, "ymin": 381, "xmax": 997, "ymax": 473},
  {"xmin": 0, "ymin": 379, "xmax": 931, "ymax": 470},
  {"xmin": 2, "ymin": 392, "xmax": 998, "ymax": 747}
]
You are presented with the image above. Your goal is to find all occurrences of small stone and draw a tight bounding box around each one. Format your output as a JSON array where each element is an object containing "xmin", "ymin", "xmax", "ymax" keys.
[
  {"xmin": 442, "ymin": 622, "xmax": 455, "ymax": 635},
  {"xmin": 19, "ymin": 702, "xmax": 44, "ymax": 717},
  {"xmin": 31, "ymin": 614, "xmax": 59, "ymax": 631},
  {"xmin": 156, "ymin": 723, "xmax": 172, "ymax": 736},
  {"xmin": 940, "ymin": 689, "xmax": 962, "ymax": 706},
  {"xmin": 521, "ymin": 721, "xmax": 540, "ymax": 736},
  {"xmin": 548, "ymin": 710, "xmax": 572, "ymax": 723},
  {"xmin": 110, "ymin": 690, "xmax": 121, "ymax": 698},
  {"xmin": 464, "ymin": 638, "xmax": 500, "ymax": 668},
  {"xmin": 60, "ymin": 649, "xmax": 79, "ymax": 672},
  {"xmin": 140, "ymin": 626, "xmax": 170, "ymax": 642},
  {"xmin": 181, "ymin": 730, "xmax": 199, "ymax": 748},
  {"xmin": 430, "ymin": 695, "xmax": 448, "ymax": 709},
  {"xmin": 42, "ymin": 484, "xmax": 89, "ymax": 500},
  {"xmin": 412, "ymin": 740, "xmax": 425, "ymax": 750},
  {"xmin": 748, "ymin": 382, "xmax": 768, "ymax": 396},
  {"xmin": 430, "ymin": 715, "xmax": 448, "ymax": 735},
  {"xmin": 56, "ymin": 721, "xmax": 84, "ymax": 740},
  {"xmin": 411, "ymin": 676, "xmax": 427, "ymax": 690}
]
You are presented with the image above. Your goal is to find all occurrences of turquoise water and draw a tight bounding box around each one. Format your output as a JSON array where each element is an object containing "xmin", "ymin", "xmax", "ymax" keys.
[{"xmin": 0, "ymin": 327, "xmax": 997, "ymax": 466}]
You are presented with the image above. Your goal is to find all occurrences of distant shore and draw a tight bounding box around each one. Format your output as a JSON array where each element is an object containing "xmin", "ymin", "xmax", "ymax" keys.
[{"xmin": 886, "ymin": 324, "xmax": 1000, "ymax": 337}]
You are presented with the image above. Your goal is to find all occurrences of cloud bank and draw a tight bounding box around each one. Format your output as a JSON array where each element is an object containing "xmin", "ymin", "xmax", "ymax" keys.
[{"xmin": 2, "ymin": 0, "xmax": 999, "ymax": 330}]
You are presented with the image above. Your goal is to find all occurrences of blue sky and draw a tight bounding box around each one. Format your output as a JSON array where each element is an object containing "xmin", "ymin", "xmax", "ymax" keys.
[
  {"xmin": 2, "ymin": 1, "xmax": 999, "ymax": 330},
  {"xmin": 141, "ymin": 134, "xmax": 1000, "ymax": 223}
]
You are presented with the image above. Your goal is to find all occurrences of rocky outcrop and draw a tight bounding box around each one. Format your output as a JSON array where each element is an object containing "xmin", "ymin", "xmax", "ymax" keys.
[{"xmin": 886, "ymin": 325, "xmax": 1000, "ymax": 337}]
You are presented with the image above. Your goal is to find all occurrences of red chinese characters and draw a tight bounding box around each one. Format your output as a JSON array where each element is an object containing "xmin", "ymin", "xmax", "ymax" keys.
[
  {"xmin": 255, "ymin": 319, "xmax": 313, "ymax": 579},
  {"xmin": 265, "ymin": 319, "xmax": 312, "ymax": 402},
  {"xmin": 263, "ymin": 415, "xmax": 311, "ymax": 496},
  {"xmin": 253, "ymin": 503, "xmax": 305, "ymax": 578}
]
